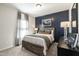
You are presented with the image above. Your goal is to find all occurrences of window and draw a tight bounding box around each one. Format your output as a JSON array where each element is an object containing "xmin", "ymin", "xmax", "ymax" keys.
[{"xmin": 17, "ymin": 13, "xmax": 29, "ymax": 41}]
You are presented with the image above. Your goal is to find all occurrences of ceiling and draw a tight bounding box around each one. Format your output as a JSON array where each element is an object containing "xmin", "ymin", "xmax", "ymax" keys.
[{"xmin": 11, "ymin": 3, "xmax": 73, "ymax": 17}]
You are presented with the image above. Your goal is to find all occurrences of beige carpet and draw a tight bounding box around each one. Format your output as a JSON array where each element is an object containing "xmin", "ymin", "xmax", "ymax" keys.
[{"xmin": 0, "ymin": 43, "xmax": 58, "ymax": 56}]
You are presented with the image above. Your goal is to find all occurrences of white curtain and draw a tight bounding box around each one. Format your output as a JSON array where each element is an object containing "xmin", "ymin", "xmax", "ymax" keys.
[
  {"xmin": 20, "ymin": 13, "xmax": 29, "ymax": 40},
  {"xmin": 16, "ymin": 12, "xmax": 28, "ymax": 45}
]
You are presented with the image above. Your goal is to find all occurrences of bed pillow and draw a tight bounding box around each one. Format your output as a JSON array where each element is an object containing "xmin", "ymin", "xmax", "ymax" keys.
[
  {"xmin": 44, "ymin": 29, "xmax": 51, "ymax": 34},
  {"xmin": 38, "ymin": 29, "xmax": 51, "ymax": 34},
  {"xmin": 38, "ymin": 28, "xmax": 45, "ymax": 33},
  {"xmin": 67, "ymin": 33, "xmax": 77, "ymax": 48}
]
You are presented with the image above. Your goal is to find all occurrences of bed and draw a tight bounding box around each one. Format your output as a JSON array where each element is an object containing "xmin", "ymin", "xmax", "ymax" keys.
[{"xmin": 22, "ymin": 29, "xmax": 54, "ymax": 56}]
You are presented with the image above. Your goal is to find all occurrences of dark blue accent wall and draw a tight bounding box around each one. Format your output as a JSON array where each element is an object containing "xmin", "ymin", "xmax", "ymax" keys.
[{"xmin": 35, "ymin": 9, "xmax": 77, "ymax": 42}]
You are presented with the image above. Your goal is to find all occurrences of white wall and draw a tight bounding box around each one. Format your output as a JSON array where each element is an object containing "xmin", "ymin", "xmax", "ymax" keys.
[
  {"xmin": 28, "ymin": 15, "xmax": 35, "ymax": 34},
  {"xmin": 0, "ymin": 4, "xmax": 17, "ymax": 50}
]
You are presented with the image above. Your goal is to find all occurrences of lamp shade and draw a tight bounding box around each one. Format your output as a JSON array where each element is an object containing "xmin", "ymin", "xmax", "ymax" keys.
[
  {"xmin": 61, "ymin": 21, "xmax": 70, "ymax": 28},
  {"xmin": 61, "ymin": 21, "xmax": 76, "ymax": 28},
  {"xmin": 35, "ymin": 28, "xmax": 38, "ymax": 31},
  {"xmin": 72, "ymin": 20, "xmax": 76, "ymax": 27}
]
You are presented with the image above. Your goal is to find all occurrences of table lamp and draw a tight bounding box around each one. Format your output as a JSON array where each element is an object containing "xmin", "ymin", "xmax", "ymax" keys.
[
  {"xmin": 34, "ymin": 28, "xmax": 38, "ymax": 33},
  {"xmin": 61, "ymin": 21, "xmax": 70, "ymax": 40}
]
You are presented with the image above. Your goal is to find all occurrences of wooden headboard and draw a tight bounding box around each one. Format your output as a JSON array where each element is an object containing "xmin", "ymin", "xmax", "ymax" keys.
[{"xmin": 38, "ymin": 27, "xmax": 54, "ymax": 34}]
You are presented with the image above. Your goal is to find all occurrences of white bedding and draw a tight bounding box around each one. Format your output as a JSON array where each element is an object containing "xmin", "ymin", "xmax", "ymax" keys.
[
  {"xmin": 23, "ymin": 33, "xmax": 54, "ymax": 55},
  {"xmin": 36, "ymin": 33, "xmax": 54, "ymax": 43},
  {"xmin": 23, "ymin": 33, "xmax": 54, "ymax": 46}
]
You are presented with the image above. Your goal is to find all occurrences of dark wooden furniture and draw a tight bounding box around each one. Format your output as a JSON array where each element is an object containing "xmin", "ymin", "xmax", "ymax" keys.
[
  {"xmin": 57, "ymin": 38, "xmax": 79, "ymax": 56},
  {"xmin": 22, "ymin": 40, "xmax": 44, "ymax": 56}
]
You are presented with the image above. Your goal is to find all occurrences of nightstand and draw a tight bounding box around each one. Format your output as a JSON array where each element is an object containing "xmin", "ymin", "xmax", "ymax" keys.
[{"xmin": 57, "ymin": 37, "xmax": 79, "ymax": 56}]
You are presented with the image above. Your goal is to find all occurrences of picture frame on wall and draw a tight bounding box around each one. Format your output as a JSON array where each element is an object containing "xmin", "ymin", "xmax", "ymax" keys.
[{"xmin": 42, "ymin": 19, "xmax": 52, "ymax": 26}]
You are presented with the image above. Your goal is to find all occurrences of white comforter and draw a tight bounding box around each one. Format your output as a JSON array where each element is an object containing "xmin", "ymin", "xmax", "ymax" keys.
[{"xmin": 23, "ymin": 33, "xmax": 54, "ymax": 55}]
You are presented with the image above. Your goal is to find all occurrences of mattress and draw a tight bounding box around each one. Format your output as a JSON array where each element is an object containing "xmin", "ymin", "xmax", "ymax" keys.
[
  {"xmin": 23, "ymin": 33, "xmax": 54, "ymax": 55},
  {"xmin": 23, "ymin": 33, "xmax": 54, "ymax": 47}
]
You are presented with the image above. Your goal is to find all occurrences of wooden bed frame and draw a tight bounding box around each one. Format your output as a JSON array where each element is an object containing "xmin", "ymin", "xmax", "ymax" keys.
[{"xmin": 22, "ymin": 40, "xmax": 44, "ymax": 56}]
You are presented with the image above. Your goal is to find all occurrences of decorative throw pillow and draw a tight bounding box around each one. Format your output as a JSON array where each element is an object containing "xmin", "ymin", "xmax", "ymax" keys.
[{"xmin": 67, "ymin": 33, "xmax": 76, "ymax": 48}]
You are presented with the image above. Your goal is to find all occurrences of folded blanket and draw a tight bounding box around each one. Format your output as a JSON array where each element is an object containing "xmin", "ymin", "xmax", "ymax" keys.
[{"xmin": 27, "ymin": 34, "xmax": 50, "ymax": 48}]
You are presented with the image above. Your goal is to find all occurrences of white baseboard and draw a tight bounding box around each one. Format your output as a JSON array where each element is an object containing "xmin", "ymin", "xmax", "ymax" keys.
[{"xmin": 0, "ymin": 46, "xmax": 14, "ymax": 52}]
